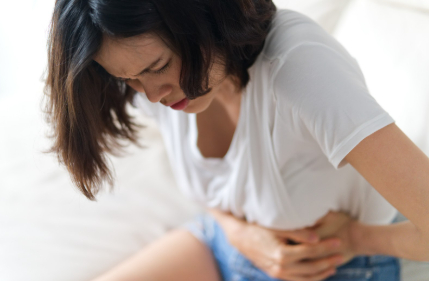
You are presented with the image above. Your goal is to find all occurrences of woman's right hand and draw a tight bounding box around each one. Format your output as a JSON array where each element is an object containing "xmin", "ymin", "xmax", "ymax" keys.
[{"xmin": 208, "ymin": 209, "xmax": 346, "ymax": 281}]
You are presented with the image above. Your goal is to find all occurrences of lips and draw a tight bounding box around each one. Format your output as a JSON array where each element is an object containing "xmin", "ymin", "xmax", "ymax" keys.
[{"xmin": 170, "ymin": 98, "xmax": 189, "ymax": 110}]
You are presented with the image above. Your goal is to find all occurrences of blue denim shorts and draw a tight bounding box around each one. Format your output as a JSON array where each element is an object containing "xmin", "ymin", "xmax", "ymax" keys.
[{"xmin": 184, "ymin": 214, "xmax": 400, "ymax": 281}]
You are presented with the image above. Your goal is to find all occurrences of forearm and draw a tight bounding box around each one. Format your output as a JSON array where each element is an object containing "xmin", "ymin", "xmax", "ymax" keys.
[{"xmin": 352, "ymin": 220, "xmax": 429, "ymax": 261}]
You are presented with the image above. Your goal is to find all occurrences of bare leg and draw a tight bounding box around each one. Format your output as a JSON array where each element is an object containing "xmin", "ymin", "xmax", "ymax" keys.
[{"xmin": 91, "ymin": 229, "xmax": 222, "ymax": 281}]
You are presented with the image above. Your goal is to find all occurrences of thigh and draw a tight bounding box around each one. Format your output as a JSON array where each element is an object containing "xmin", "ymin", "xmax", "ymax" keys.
[{"xmin": 91, "ymin": 229, "xmax": 222, "ymax": 281}]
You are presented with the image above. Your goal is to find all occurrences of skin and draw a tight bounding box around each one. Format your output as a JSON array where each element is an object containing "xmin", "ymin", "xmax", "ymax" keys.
[
  {"xmin": 217, "ymin": 121, "xmax": 429, "ymax": 280},
  {"xmin": 91, "ymin": 228, "xmax": 222, "ymax": 281},
  {"xmin": 93, "ymin": 33, "xmax": 346, "ymax": 281},
  {"xmin": 94, "ymin": 33, "xmax": 241, "ymax": 116},
  {"xmin": 93, "ymin": 32, "xmax": 429, "ymax": 280},
  {"xmin": 95, "ymin": 33, "xmax": 242, "ymax": 159},
  {"xmin": 209, "ymin": 209, "xmax": 349, "ymax": 281}
]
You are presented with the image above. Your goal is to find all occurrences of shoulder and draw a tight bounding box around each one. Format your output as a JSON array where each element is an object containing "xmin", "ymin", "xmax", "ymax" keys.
[
  {"xmin": 256, "ymin": 9, "xmax": 364, "ymax": 108},
  {"xmin": 259, "ymin": 10, "xmax": 366, "ymax": 108},
  {"xmin": 261, "ymin": 9, "xmax": 348, "ymax": 62},
  {"xmin": 256, "ymin": 12, "xmax": 395, "ymax": 169}
]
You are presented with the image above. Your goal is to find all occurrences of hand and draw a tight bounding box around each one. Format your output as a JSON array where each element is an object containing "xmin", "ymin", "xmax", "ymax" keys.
[
  {"xmin": 309, "ymin": 211, "xmax": 360, "ymax": 266},
  {"xmin": 227, "ymin": 220, "xmax": 345, "ymax": 281}
]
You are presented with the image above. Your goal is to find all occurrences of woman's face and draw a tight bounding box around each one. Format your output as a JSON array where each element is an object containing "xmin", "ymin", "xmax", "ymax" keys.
[{"xmin": 94, "ymin": 33, "xmax": 228, "ymax": 113}]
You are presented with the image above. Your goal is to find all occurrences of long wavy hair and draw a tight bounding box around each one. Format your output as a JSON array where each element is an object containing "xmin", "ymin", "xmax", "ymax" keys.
[{"xmin": 44, "ymin": 0, "xmax": 276, "ymax": 200}]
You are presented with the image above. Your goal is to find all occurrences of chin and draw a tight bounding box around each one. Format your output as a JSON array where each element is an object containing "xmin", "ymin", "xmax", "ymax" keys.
[
  {"xmin": 183, "ymin": 106, "xmax": 202, "ymax": 114},
  {"xmin": 183, "ymin": 100, "xmax": 210, "ymax": 114}
]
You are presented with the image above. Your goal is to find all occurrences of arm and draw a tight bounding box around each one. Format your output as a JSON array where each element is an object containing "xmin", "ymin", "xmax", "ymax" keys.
[
  {"xmin": 208, "ymin": 209, "xmax": 348, "ymax": 281},
  {"xmin": 344, "ymin": 123, "xmax": 429, "ymax": 261}
]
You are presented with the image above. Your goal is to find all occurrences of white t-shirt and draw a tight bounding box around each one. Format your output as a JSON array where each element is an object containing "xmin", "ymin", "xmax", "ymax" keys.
[{"xmin": 134, "ymin": 9, "xmax": 397, "ymax": 230}]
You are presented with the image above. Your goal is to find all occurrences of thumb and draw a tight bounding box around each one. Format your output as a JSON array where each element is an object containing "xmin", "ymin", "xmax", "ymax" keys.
[{"xmin": 275, "ymin": 228, "xmax": 320, "ymax": 244}]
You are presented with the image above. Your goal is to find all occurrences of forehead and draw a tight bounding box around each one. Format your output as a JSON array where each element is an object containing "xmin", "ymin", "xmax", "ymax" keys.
[{"xmin": 94, "ymin": 33, "xmax": 168, "ymax": 77}]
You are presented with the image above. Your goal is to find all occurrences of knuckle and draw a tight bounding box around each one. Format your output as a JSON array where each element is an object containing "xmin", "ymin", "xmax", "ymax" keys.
[
  {"xmin": 267, "ymin": 265, "xmax": 284, "ymax": 279},
  {"xmin": 318, "ymin": 244, "xmax": 331, "ymax": 255},
  {"xmin": 275, "ymin": 256, "xmax": 286, "ymax": 265},
  {"xmin": 297, "ymin": 245, "xmax": 313, "ymax": 258},
  {"xmin": 277, "ymin": 248, "xmax": 292, "ymax": 263},
  {"xmin": 304, "ymin": 245, "xmax": 317, "ymax": 256},
  {"xmin": 290, "ymin": 244, "xmax": 306, "ymax": 256},
  {"xmin": 272, "ymin": 249, "xmax": 285, "ymax": 264},
  {"xmin": 273, "ymin": 248, "xmax": 283, "ymax": 259}
]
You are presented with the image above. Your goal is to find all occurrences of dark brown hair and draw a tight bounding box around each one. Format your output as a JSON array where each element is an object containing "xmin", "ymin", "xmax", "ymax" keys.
[{"xmin": 44, "ymin": 0, "xmax": 276, "ymax": 200}]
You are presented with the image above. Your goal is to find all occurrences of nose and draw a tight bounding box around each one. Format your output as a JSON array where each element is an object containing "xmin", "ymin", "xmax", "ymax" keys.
[
  {"xmin": 126, "ymin": 79, "xmax": 172, "ymax": 103},
  {"xmin": 145, "ymin": 84, "xmax": 173, "ymax": 103}
]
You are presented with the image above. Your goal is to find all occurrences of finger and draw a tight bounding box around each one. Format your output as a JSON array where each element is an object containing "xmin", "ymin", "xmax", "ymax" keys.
[
  {"xmin": 275, "ymin": 229, "xmax": 320, "ymax": 244},
  {"xmin": 287, "ymin": 254, "xmax": 343, "ymax": 276},
  {"xmin": 283, "ymin": 238, "xmax": 342, "ymax": 261},
  {"xmin": 292, "ymin": 266, "xmax": 337, "ymax": 281}
]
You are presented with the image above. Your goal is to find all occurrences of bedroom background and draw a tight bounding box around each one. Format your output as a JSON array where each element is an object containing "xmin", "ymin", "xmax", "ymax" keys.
[{"xmin": 0, "ymin": 0, "xmax": 428, "ymax": 280}]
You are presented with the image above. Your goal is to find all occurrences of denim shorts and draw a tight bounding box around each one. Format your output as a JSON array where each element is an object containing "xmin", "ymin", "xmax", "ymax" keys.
[{"xmin": 184, "ymin": 214, "xmax": 400, "ymax": 281}]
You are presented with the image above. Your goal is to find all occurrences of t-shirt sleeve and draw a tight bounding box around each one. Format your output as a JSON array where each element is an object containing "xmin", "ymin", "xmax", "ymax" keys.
[{"xmin": 273, "ymin": 43, "xmax": 395, "ymax": 169}]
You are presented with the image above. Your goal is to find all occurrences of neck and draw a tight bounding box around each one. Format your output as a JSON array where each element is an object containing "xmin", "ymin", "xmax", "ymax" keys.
[
  {"xmin": 210, "ymin": 76, "xmax": 242, "ymax": 125},
  {"xmin": 214, "ymin": 75, "xmax": 241, "ymax": 103}
]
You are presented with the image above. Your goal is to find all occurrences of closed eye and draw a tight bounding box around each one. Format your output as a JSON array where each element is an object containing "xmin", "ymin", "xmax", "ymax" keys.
[
  {"xmin": 115, "ymin": 59, "xmax": 171, "ymax": 82},
  {"xmin": 151, "ymin": 60, "xmax": 171, "ymax": 75}
]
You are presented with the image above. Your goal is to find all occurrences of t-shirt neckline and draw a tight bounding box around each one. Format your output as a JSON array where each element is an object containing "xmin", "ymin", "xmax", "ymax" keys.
[{"xmin": 188, "ymin": 90, "xmax": 246, "ymax": 165}]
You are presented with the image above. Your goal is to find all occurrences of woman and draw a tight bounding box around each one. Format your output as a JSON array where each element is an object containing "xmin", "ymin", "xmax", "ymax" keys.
[{"xmin": 44, "ymin": 0, "xmax": 429, "ymax": 280}]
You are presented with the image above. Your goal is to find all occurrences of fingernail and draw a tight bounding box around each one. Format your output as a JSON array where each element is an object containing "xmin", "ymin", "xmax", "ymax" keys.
[
  {"xmin": 335, "ymin": 258, "xmax": 344, "ymax": 265},
  {"xmin": 331, "ymin": 240, "xmax": 341, "ymax": 247}
]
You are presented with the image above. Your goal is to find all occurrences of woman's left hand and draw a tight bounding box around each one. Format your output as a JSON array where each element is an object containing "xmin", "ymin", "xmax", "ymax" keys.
[{"xmin": 309, "ymin": 211, "xmax": 361, "ymax": 266}]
